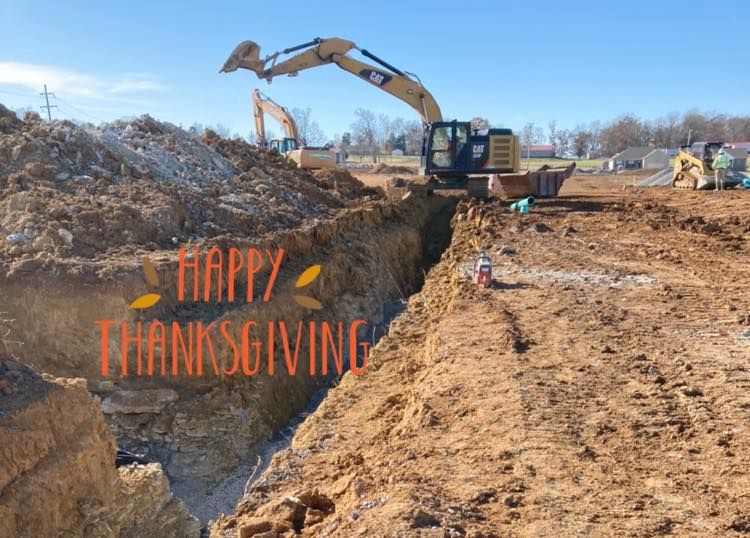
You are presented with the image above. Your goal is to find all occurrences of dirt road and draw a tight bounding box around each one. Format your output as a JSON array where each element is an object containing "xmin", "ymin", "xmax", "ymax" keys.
[{"xmin": 214, "ymin": 177, "xmax": 750, "ymax": 537}]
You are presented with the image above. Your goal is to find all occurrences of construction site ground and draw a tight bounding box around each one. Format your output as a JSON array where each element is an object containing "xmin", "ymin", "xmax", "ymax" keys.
[{"xmin": 214, "ymin": 175, "xmax": 750, "ymax": 537}]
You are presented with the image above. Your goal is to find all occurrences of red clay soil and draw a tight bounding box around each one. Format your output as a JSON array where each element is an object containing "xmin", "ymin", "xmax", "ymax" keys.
[{"xmin": 213, "ymin": 176, "xmax": 750, "ymax": 537}]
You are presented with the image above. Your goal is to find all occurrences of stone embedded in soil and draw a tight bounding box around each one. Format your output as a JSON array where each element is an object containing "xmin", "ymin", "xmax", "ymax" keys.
[
  {"xmin": 101, "ymin": 388, "xmax": 179, "ymax": 414},
  {"xmin": 0, "ymin": 357, "xmax": 200, "ymax": 537}
]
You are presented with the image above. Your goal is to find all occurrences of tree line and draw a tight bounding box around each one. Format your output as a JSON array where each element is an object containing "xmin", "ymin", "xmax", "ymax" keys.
[
  {"xmin": 521, "ymin": 112, "xmax": 750, "ymax": 159},
  {"xmin": 340, "ymin": 110, "xmax": 750, "ymax": 160},
  {"xmin": 189, "ymin": 108, "xmax": 750, "ymax": 160}
]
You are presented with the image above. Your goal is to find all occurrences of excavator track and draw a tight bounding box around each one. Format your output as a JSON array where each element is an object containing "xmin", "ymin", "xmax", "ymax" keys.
[{"xmin": 672, "ymin": 172, "xmax": 699, "ymax": 190}]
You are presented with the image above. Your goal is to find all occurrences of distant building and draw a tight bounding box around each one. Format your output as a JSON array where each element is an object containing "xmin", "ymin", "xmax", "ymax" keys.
[
  {"xmin": 725, "ymin": 147, "xmax": 748, "ymax": 171},
  {"xmin": 390, "ymin": 149, "xmax": 404, "ymax": 156},
  {"xmin": 520, "ymin": 144, "xmax": 555, "ymax": 158},
  {"xmin": 608, "ymin": 147, "xmax": 669, "ymax": 171}
]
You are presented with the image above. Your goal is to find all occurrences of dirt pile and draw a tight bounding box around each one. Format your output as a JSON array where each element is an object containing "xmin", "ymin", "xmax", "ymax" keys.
[
  {"xmin": 0, "ymin": 108, "xmax": 375, "ymax": 269},
  {"xmin": 213, "ymin": 178, "xmax": 750, "ymax": 536},
  {"xmin": 0, "ymin": 104, "xmax": 22, "ymax": 133},
  {"xmin": 310, "ymin": 168, "xmax": 379, "ymax": 198},
  {"xmin": 0, "ymin": 356, "xmax": 200, "ymax": 537},
  {"xmin": 371, "ymin": 163, "xmax": 416, "ymax": 175}
]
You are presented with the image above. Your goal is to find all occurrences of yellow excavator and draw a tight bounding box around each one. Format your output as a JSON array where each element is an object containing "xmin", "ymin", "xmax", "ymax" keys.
[
  {"xmin": 251, "ymin": 88, "xmax": 337, "ymax": 170},
  {"xmin": 221, "ymin": 37, "xmax": 527, "ymax": 197}
]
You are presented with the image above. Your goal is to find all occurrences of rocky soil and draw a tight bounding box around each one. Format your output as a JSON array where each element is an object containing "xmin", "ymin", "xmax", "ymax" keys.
[
  {"xmin": 213, "ymin": 177, "xmax": 750, "ymax": 537},
  {"xmin": 0, "ymin": 356, "xmax": 200, "ymax": 537},
  {"xmin": 0, "ymin": 102, "xmax": 455, "ymax": 531},
  {"xmin": 0, "ymin": 103, "xmax": 375, "ymax": 272}
]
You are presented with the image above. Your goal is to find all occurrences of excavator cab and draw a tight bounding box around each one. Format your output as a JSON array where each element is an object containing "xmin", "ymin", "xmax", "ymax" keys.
[
  {"xmin": 422, "ymin": 121, "xmax": 471, "ymax": 176},
  {"xmin": 422, "ymin": 121, "xmax": 518, "ymax": 178},
  {"xmin": 270, "ymin": 138, "xmax": 298, "ymax": 154}
]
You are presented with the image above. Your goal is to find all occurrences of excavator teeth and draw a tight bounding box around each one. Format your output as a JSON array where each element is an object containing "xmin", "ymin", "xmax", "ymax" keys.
[{"xmin": 220, "ymin": 40, "xmax": 264, "ymax": 75}]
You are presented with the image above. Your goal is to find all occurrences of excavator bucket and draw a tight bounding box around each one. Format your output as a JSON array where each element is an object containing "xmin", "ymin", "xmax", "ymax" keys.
[
  {"xmin": 488, "ymin": 163, "xmax": 576, "ymax": 198},
  {"xmin": 220, "ymin": 40, "xmax": 265, "ymax": 75}
]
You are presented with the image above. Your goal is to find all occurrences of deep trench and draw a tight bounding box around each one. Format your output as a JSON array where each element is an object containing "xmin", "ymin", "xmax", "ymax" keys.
[{"xmin": 172, "ymin": 197, "xmax": 457, "ymax": 528}]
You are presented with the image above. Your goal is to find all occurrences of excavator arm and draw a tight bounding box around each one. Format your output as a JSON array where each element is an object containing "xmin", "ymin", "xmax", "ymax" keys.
[
  {"xmin": 222, "ymin": 37, "xmax": 442, "ymax": 125},
  {"xmin": 251, "ymin": 88, "xmax": 299, "ymax": 147}
]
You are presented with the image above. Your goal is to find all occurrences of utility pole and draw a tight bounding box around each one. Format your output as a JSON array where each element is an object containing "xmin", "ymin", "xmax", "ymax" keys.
[{"xmin": 40, "ymin": 84, "xmax": 57, "ymax": 121}]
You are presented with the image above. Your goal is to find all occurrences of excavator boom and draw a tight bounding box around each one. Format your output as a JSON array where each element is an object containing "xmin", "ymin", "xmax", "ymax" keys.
[{"xmin": 222, "ymin": 38, "xmax": 442, "ymax": 125}]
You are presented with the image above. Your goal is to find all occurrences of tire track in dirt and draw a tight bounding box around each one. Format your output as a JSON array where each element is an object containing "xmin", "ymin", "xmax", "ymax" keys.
[{"xmin": 213, "ymin": 182, "xmax": 750, "ymax": 537}]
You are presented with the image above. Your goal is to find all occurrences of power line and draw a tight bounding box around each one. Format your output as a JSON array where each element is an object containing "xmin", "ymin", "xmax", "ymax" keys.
[
  {"xmin": 39, "ymin": 84, "xmax": 57, "ymax": 121},
  {"xmin": 55, "ymin": 97, "xmax": 104, "ymax": 123}
]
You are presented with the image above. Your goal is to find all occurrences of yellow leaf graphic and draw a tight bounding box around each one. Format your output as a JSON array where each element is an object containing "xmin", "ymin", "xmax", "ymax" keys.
[
  {"xmin": 130, "ymin": 293, "xmax": 162, "ymax": 309},
  {"xmin": 295, "ymin": 264, "xmax": 321, "ymax": 288},
  {"xmin": 143, "ymin": 256, "xmax": 160, "ymax": 287},
  {"xmin": 294, "ymin": 295, "xmax": 322, "ymax": 310}
]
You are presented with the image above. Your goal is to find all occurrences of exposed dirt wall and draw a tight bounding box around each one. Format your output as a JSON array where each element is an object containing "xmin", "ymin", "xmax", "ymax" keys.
[
  {"xmin": 0, "ymin": 357, "xmax": 200, "ymax": 537},
  {"xmin": 2, "ymin": 194, "xmax": 456, "ymax": 490}
]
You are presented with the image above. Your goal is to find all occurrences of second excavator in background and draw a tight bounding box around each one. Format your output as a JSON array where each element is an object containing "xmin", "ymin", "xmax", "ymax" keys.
[{"xmin": 252, "ymin": 88, "xmax": 338, "ymax": 170}]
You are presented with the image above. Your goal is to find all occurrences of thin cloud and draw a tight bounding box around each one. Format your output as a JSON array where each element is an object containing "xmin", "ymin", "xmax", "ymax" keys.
[{"xmin": 0, "ymin": 61, "xmax": 166, "ymax": 99}]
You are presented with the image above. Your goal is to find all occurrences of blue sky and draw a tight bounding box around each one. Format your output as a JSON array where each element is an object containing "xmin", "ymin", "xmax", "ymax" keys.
[{"xmin": 0, "ymin": 0, "xmax": 747, "ymax": 141}]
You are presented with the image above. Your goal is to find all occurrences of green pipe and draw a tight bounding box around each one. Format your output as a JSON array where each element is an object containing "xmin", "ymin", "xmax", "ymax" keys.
[{"xmin": 510, "ymin": 196, "xmax": 536, "ymax": 214}]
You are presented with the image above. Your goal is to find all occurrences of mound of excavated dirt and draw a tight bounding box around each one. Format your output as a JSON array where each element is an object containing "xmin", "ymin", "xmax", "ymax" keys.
[
  {"xmin": 0, "ymin": 356, "xmax": 200, "ymax": 537},
  {"xmin": 0, "ymin": 104, "xmax": 22, "ymax": 134},
  {"xmin": 371, "ymin": 163, "xmax": 416, "ymax": 175},
  {"xmin": 0, "ymin": 107, "xmax": 378, "ymax": 271},
  {"xmin": 311, "ymin": 168, "xmax": 380, "ymax": 198}
]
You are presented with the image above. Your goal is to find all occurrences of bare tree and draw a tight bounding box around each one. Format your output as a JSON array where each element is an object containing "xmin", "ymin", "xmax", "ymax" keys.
[
  {"xmin": 291, "ymin": 107, "xmax": 326, "ymax": 146},
  {"xmin": 351, "ymin": 108, "xmax": 379, "ymax": 162},
  {"xmin": 548, "ymin": 120, "xmax": 558, "ymax": 155},
  {"xmin": 555, "ymin": 129, "xmax": 571, "ymax": 158},
  {"xmin": 572, "ymin": 125, "xmax": 593, "ymax": 158},
  {"xmin": 588, "ymin": 121, "xmax": 602, "ymax": 157},
  {"xmin": 650, "ymin": 112, "xmax": 681, "ymax": 148},
  {"xmin": 599, "ymin": 114, "xmax": 647, "ymax": 156},
  {"xmin": 403, "ymin": 120, "xmax": 423, "ymax": 155},
  {"xmin": 470, "ymin": 116, "xmax": 490, "ymax": 130},
  {"xmin": 521, "ymin": 123, "xmax": 535, "ymax": 152},
  {"xmin": 212, "ymin": 124, "xmax": 231, "ymax": 138},
  {"xmin": 378, "ymin": 114, "xmax": 392, "ymax": 154}
]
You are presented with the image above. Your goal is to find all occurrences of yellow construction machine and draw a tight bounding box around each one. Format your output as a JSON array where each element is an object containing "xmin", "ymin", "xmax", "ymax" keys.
[
  {"xmin": 672, "ymin": 141, "xmax": 741, "ymax": 190},
  {"xmin": 251, "ymin": 88, "xmax": 337, "ymax": 170},
  {"xmin": 221, "ymin": 37, "xmax": 573, "ymax": 198}
]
